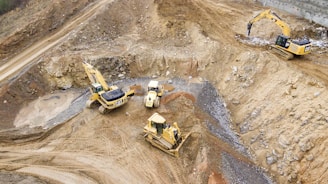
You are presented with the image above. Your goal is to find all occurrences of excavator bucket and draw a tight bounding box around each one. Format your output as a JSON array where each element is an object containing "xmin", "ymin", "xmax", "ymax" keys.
[
  {"xmin": 247, "ymin": 23, "xmax": 253, "ymax": 36},
  {"xmin": 126, "ymin": 89, "xmax": 135, "ymax": 97}
]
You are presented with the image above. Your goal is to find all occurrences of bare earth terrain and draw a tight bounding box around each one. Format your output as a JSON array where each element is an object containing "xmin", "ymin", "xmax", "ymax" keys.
[{"xmin": 0, "ymin": 0, "xmax": 327, "ymax": 183}]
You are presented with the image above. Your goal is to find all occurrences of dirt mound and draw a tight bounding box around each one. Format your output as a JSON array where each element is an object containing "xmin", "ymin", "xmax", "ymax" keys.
[
  {"xmin": 161, "ymin": 92, "xmax": 196, "ymax": 105},
  {"xmin": 129, "ymin": 84, "xmax": 145, "ymax": 96}
]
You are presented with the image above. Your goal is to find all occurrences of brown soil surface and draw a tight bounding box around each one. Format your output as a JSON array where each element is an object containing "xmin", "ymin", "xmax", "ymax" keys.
[{"xmin": 0, "ymin": 0, "xmax": 327, "ymax": 183}]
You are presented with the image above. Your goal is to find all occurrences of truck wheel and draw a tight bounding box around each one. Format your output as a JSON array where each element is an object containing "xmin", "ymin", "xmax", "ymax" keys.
[
  {"xmin": 154, "ymin": 97, "xmax": 160, "ymax": 108},
  {"xmin": 144, "ymin": 96, "xmax": 148, "ymax": 107}
]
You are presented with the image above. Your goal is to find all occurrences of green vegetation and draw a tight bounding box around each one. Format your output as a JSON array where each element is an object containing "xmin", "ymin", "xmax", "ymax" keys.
[{"xmin": 0, "ymin": 0, "xmax": 28, "ymax": 15}]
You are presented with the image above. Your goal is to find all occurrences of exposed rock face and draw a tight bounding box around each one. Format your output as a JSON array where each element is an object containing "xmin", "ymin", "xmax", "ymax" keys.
[{"xmin": 257, "ymin": 0, "xmax": 328, "ymax": 28}]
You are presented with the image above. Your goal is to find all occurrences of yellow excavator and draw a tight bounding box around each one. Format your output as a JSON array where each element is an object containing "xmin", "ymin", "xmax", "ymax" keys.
[
  {"xmin": 82, "ymin": 62, "xmax": 134, "ymax": 114},
  {"xmin": 144, "ymin": 113, "xmax": 190, "ymax": 157},
  {"xmin": 247, "ymin": 9, "xmax": 311, "ymax": 60}
]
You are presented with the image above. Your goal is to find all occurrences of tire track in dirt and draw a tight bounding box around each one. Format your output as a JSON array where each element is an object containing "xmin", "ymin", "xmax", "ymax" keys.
[
  {"xmin": 134, "ymin": 145, "xmax": 164, "ymax": 183},
  {"xmin": 0, "ymin": 149, "xmax": 112, "ymax": 183},
  {"xmin": 18, "ymin": 166, "xmax": 97, "ymax": 184},
  {"xmin": 0, "ymin": 0, "xmax": 112, "ymax": 84},
  {"xmin": 291, "ymin": 59, "xmax": 328, "ymax": 87}
]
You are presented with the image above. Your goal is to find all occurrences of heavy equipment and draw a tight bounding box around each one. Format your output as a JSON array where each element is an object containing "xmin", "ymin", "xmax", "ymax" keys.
[
  {"xmin": 247, "ymin": 9, "xmax": 311, "ymax": 60},
  {"xmin": 144, "ymin": 112, "xmax": 190, "ymax": 157},
  {"xmin": 144, "ymin": 80, "xmax": 164, "ymax": 108},
  {"xmin": 82, "ymin": 62, "xmax": 134, "ymax": 114}
]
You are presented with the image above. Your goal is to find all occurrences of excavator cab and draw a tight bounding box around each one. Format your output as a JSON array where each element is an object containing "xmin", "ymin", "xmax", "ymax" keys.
[
  {"xmin": 275, "ymin": 35, "xmax": 290, "ymax": 48},
  {"xmin": 91, "ymin": 83, "xmax": 103, "ymax": 93}
]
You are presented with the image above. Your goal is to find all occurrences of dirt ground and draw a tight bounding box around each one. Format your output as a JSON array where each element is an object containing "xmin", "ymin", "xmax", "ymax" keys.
[{"xmin": 0, "ymin": 0, "xmax": 328, "ymax": 183}]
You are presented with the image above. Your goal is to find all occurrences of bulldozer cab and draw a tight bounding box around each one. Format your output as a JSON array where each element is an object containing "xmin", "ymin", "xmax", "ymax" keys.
[
  {"xmin": 91, "ymin": 83, "xmax": 103, "ymax": 93},
  {"xmin": 153, "ymin": 122, "xmax": 164, "ymax": 135},
  {"xmin": 148, "ymin": 113, "xmax": 167, "ymax": 135}
]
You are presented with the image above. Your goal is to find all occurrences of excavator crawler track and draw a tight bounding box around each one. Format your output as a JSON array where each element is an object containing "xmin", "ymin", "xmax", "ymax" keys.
[{"xmin": 269, "ymin": 45, "xmax": 294, "ymax": 60}]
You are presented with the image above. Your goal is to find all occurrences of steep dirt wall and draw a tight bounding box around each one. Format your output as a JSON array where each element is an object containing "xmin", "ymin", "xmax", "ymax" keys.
[{"xmin": 0, "ymin": 63, "xmax": 50, "ymax": 128}]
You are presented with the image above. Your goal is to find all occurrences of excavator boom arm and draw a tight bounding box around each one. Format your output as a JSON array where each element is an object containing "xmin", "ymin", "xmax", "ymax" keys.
[
  {"xmin": 247, "ymin": 9, "xmax": 291, "ymax": 37},
  {"xmin": 82, "ymin": 62, "xmax": 109, "ymax": 91}
]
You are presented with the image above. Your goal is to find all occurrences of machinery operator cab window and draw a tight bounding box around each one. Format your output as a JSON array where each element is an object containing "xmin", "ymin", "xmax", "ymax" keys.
[
  {"xmin": 276, "ymin": 35, "xmax": 290, "ymax": 48},
  {"xmin": 149, "ymin": 87, "xmax": 158, "ymax": 92},
  {"xmin": 92, "ymin": 83, "xmax": 103, "ymax": 93},
  {"xmin": 151, "ymin": 121, "xmax": 163, "ymax": 135},
  {"xmin": 151, "ymin": 121, "xmax": 170, "ymax": 135}
]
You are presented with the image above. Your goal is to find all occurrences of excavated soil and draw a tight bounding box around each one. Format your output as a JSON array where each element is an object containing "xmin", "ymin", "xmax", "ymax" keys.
[{"xmin": 0, "ymin": 0, "xmax": 328, "ymax": 183}]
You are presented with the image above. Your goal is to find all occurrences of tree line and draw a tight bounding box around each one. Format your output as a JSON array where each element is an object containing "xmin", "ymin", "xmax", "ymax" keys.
[{"xmin": 0, "ymin": 0, "xmax": 29, "ymax": 15}]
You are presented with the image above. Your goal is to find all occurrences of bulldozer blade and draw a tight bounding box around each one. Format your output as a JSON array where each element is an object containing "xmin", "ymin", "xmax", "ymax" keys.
[
  {"xmin": 172, "ymin": 132, "xmax": 191, "ymax": 157},
  {"xmin": 145, "ymin": 132, "xmax": 192, "ymax": 158}
]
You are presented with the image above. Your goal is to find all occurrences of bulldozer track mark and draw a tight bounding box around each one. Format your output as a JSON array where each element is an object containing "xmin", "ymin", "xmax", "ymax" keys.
[
  {"xmin": 292, "ymin": 61, "xmax": 328, "ymax": 86},
  {"xmin": 107, "ymin": 127, "xmax": 129, "ymax": 152},
  {"xmin": 100, "ymin": 134, "xmax": 112, "ymax": 157},
  {"xmin": 134, "ymin": 146, "xmax": 162, "ymax": 183},
  {"xmin": 17, "ymin": 166, "xmax": 98, "ymax": 184}
]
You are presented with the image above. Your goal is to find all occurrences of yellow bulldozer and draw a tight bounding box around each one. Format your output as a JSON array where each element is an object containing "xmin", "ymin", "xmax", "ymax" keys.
[
  {"xmin": 247, "ymin": 9, "xmax": 311, "ymax": 60},
  {"xmin": 144, "ymin": 112, "xmax": 190, "ymax": 157},
  {"xmin": 144, "ymin": 80, "xmax": 164, "ymax": 108},
  {"xmin": 82, "ymin": 62, "xmax": 134, "ymax": 114}
]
